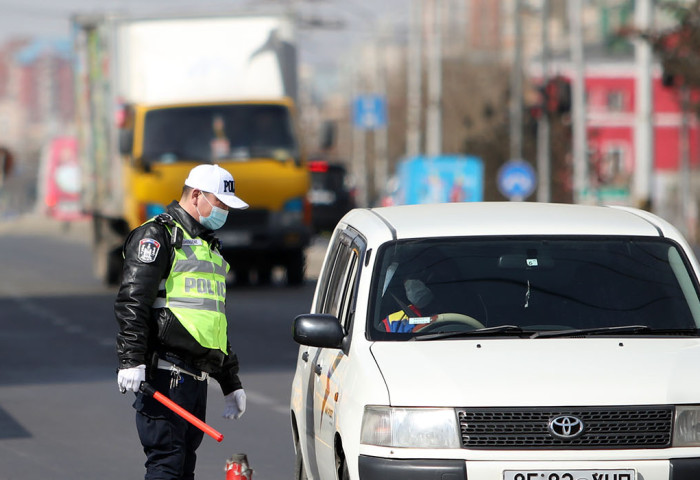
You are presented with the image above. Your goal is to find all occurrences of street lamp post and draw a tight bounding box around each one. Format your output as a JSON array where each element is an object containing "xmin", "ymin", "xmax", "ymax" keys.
[
  {"xmin": 569, "ymin": 0, "xmax": 587, "ymax": 204},
  {"xmin": 510, "ymin": 0, "xmax": 524, "ymax": 163},
  {"xmin": 537, "ymin": 0, "xmax": 551, "ymax": 203}
]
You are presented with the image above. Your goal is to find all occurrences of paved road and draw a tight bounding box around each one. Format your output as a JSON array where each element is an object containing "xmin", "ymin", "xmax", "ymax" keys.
[{"xmin": 0, "ymin": 213, "xmax": 329, "ymax": 480}]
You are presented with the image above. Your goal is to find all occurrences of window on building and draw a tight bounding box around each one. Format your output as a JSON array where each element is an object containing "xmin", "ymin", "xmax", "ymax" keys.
[
  {"xmin": 600, "ymin": 145, "xmax": 628, "ymax": 185},
  {"xmin": 607, "ymin": 91, "xmax": 626, "ymax": 112}
]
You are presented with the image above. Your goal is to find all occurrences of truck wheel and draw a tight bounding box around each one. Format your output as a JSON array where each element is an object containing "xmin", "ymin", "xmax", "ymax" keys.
[
  {"xmin": 93, "ymin": 241, "xmax": 122, "ymax": 286},
  {"xmin": 105, "ymin": 249, "xmax": 123, "ymax": 286},
  {"xmin": 92, "ymin": 217, "xmax": 123, "ymax": 286},
  {"xmin": 286, "ymin": 250, "xmax": 306, "ymax": 286}
]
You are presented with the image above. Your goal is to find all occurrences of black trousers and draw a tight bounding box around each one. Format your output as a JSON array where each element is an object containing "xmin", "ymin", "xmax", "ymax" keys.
[{"xmin": 133, "ymin": 366, "xmax": 208, "ymax": 480}]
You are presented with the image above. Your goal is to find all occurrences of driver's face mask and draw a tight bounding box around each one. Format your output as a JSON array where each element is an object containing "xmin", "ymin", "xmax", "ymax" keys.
[{"xmin": 404, "ymin": 279, "xmax": 434, "ymax": 309}]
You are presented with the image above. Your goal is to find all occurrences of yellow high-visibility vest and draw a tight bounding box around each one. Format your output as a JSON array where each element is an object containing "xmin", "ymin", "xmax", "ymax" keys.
[{"xmin": 150, "ymin": 218, "xmax": 230, "ymax": 353}]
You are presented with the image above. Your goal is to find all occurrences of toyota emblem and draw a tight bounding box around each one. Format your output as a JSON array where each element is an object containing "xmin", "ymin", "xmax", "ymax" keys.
[{"xmin": 548, "ymin": 415, "xmax": 585, "ymax": 440}]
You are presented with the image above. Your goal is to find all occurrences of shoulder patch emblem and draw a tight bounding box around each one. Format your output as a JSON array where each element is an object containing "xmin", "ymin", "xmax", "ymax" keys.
[{"xmin": 137, "ymin": 238, "xmax": 161, "ymax": 263}]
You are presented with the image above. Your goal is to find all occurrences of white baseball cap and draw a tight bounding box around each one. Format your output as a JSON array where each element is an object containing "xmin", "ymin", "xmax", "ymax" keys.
[{"xmin": 185, "ymin": 164, "xmax": 249, "ymax": 210}]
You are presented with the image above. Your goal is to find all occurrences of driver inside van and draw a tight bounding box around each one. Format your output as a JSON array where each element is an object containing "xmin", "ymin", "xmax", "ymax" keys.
[{"xmin": 382, "ymin": 276, "xmax": 440, "ymax": 333}]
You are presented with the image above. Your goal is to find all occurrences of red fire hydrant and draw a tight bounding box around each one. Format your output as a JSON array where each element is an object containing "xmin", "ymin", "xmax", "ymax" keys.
[{"xmin": 225, "ymin": 454, "xmax": 253, "ymax": 480}]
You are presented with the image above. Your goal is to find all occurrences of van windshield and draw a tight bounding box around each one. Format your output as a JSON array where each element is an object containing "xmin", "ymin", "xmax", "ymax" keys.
[
  {"xmin": 142, "ymin": 104, "xmax": 298, "ymax": 163},
  {"xmin": 369, "ymin": 237, "xmax": 700, "ymax": 340}
]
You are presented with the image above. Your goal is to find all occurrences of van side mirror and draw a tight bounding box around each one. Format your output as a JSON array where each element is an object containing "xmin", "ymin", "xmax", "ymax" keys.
[{"xmin": 292, "ymin": 314, "xmax": 344, "ymax": 348}]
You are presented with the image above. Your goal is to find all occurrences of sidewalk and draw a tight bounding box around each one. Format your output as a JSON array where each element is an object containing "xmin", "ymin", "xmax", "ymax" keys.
[{"xmin": 0, "ymin": 212, "xmax": 91, "ymax": 243}]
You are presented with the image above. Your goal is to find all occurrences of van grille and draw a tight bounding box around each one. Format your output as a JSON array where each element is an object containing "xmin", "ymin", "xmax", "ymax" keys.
[{"xmin": 457, "ymin": 406, "xmax": 673, "ymax": 449}]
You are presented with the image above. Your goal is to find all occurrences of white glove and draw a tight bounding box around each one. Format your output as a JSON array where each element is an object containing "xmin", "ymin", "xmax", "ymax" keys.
[
  {"xmin": 223, "ymin": 389, "xmax": 246, "ymax": 419},
  {"xmin": 117, "ymin": 364, "xmax": 146, "ymax": 393}
]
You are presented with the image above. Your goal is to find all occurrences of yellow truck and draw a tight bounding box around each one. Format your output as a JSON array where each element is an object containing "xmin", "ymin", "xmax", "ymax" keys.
[{"xmin": 72, "ymin": 12, "xmax": 311, "ymax": 286}]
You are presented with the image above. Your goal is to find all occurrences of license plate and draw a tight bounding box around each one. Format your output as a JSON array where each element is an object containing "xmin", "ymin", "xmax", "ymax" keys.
[{"xmin": 504, "ymin": 470, "xmax": 635, "ymax": 480}]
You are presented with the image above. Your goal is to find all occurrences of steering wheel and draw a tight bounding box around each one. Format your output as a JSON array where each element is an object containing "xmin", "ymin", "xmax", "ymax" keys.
[{"xmin": 425, "ymin": 313, "xmax": 485, "ymax": 330}]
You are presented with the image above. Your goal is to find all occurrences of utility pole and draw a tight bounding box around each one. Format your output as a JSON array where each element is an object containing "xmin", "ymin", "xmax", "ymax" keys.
[
  {"xmin": 406, "ymin": 0, "xmax": 423, "ymax": 158},
  {"xmin": 633, "ymin": 0, "xmax": 654, "ymax": 211},
  {"xmin": 345, "ymin": 8, "xmax": 394, "ymax": 208},
  {"xmin": 679, "ymin": 85, "xmax": 693, "ymax": 239},
  {"xmin": 374, "ymin": 25, "xmax": 389, "ymax": 204},
  {"xmin": 352, "ymin": 54, "xmax": 369, "ymax": 207},
  {"xmin": 569, "ymin": 0, "xmax": 587, "ymax": 204},
  {"xmin": 510, "ymin": 0, "xmax": 524, "ymax": 163},
  {"xmin": 536, "ymin": 0, "xmax": 551, "ymax": 203},
  {"xmin": 425, "ymin": 0, "xmax": 442, "ymax": 157}
]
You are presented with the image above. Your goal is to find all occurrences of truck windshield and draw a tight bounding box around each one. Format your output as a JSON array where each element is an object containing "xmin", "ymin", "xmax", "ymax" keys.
[
  {"xmin": 369, "ymin": 237, "xmax": 700, "ymax": 341},
  {"xmin": 142, "ymin": 104, "xmax": 298, "ymax": 163}
]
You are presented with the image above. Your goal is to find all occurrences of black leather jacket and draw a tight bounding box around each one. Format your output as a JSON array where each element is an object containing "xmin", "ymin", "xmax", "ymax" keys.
[{"xmin": 114, "ymin": 201, "xmax": 242, "ymax": 395}]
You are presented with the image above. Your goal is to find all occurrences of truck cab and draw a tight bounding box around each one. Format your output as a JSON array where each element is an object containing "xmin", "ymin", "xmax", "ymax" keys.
[{"xmin": 119, "ymin": 99, "xmax": 311, "ymax": 285}]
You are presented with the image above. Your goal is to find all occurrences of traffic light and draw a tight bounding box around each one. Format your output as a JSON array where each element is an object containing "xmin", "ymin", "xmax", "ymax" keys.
[
  {"xmin": 545, "ymin": 76, "xmax": 572, "ymax": 114},
  {"xmin": 661, "ymin": 64, "xmax": 676, "ymax": 88}
]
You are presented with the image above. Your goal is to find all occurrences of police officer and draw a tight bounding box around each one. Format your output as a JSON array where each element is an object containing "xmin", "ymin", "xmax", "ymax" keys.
[{"xmin": 115, "ymin": 164, "xmax": 248, "ymax": 480}]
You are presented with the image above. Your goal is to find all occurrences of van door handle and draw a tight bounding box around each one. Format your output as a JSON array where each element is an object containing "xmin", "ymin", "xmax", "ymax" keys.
[
  {"xmin": 314, "ymin": 364, "xmax": 323, "ymax": 375},
  {"xmin": 302, "ymin": 351, "xmax": 309, "ymax": 362}
]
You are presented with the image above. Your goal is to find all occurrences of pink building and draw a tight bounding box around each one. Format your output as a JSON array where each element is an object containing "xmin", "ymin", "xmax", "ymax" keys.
[
  {"xmin": 542, "ymin": 49, "xmax": 700, "ymax": 213},
  {"xmin": 585, "ymin": 64, "xmax": 699, "ymax": 185}
]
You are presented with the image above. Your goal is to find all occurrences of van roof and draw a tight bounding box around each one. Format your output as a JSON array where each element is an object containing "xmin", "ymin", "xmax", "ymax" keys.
[{"xmin": 340, "ymin": 202, "xmax": 674, "ymax": 241}]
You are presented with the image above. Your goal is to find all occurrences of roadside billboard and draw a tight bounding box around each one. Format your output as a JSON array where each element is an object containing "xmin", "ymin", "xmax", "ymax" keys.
[
  {"xmin": 38, "ymin": 136, "xmax": 87, "ymax": 221},
  {"xmin": 389, "ymin": 155, "xmax": 483, "ymax": 205}
]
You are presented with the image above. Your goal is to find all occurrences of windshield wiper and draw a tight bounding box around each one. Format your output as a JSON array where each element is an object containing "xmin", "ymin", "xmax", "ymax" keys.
[
  {"xmin": 530, "ymin": 324, "xmax": 653, "ymax": 338},
  {"xmin": 532, "ymin": 325, "xmax": 700, "ymax": 338},
  {"xmin": 411, "ymin": 323, "xmax": 700, "ymax": 341},
  {"xmin": 413, "ymin": 325, "xmax": 528, "ymax": 341}
]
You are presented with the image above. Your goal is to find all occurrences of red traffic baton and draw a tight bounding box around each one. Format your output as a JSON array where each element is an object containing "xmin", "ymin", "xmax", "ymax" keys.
[{"xmin": 140, "ymin": 382, "xmax": 224, "ymax": 443}]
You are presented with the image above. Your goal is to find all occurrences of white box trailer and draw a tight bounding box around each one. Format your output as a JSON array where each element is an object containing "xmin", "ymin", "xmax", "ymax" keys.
[{"xmin": 114, "ymin": 15, "xmax": 297, "ymax": 104}]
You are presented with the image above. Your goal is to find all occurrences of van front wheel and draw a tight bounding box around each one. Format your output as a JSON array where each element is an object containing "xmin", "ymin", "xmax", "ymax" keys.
[{"xmin": 294, "ymin": 437, "xmax": 308, "ymax": 480}]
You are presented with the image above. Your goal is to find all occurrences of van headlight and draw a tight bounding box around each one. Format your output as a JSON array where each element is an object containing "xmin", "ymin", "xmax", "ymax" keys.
[
  {"xmin": 360, "ymin": 406, "xmax": 460, "ymax": 448},
  {"xmin": 674, "ymin": 406, "xmax": 700, "ymax": 446}
]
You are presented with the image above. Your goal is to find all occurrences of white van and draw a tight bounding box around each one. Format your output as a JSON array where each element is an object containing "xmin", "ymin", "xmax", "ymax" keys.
[{"xmin": 291, "ymin": 202, "xmax": 700, "ymax": 480}]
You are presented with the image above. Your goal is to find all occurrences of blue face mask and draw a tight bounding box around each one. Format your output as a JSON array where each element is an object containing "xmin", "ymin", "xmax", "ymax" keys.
[{"xmin": 197, "ymin": 194, "xmax": 229, "ymax": 230}]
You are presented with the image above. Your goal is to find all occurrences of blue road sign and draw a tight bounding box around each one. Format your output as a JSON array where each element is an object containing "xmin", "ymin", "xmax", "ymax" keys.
[
  {"xmin": 353, "ymin": 94, "xmax": 387, "ymax": 130},
  {"xmin": 497, "ymin": 159, "xmax": 537, "ymax": 200}
]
